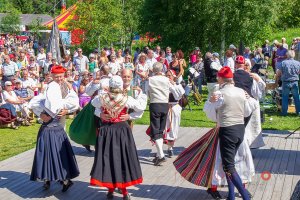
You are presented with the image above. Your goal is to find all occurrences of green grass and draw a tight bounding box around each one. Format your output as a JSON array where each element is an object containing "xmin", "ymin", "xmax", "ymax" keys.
[
  {"xmin": 0, "ymin": 89, "xmax": 299, "ymax": 161},
  {"xmin": 268, "ymin": 27, "xmax": 300, "ymax": 44}
]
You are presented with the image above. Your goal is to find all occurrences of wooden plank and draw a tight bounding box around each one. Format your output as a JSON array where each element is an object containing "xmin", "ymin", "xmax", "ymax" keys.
[{"xmin": 279, "ymin": 136, "xmax": 299, "ymax": 199}]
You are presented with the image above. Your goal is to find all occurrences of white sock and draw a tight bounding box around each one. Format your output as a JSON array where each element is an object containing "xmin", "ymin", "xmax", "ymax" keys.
[
  {"xmin": 155, "ymin": 138, "xmax": 164, "ymax": 159},
  {"xmin": 168, "ymin": 144, "xmax": 173, "ymax": 151}
]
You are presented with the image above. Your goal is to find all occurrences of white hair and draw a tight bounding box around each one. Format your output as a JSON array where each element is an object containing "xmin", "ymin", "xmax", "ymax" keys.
[
  {"xmin": 152, "ymin": 62, "xmax": 163, "ymax": 73},
  {"xmin": 286, "ymin": 50, "xmax": 295, "ymax": 59}
]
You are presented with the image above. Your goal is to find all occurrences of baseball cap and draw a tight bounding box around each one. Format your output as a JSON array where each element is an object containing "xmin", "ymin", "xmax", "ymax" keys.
[
  {"xmin": 212, "ymin": 52, "xmax": 219, "ymax": 57},
  {"xmin": 235, "ymin": 55, "xmax": 245, "ymax": 64},
  {"xmin": 5, "ymin": 81, "xmax": 12, "ymax": 86}
]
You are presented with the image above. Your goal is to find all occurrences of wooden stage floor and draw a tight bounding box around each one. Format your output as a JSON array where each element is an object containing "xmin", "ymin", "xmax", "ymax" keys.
[{"xmin": 1, "ymin": 125, "xmax": 300, "ymax": 200}]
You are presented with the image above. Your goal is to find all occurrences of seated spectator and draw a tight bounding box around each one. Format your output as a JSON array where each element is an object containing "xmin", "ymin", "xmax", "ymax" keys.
[
  {"xmin": 0, "ymin": 86, "xmax": 18, "ymax": 129},
  {"xmin": 14, "ymin": 79, "xmax": 33, "ymax": 102},
  {"xmin": 20, "ymin": 70, "xmax": 37, "ymax": 94},
  {"xmin": 2, "ymin": 81, "xmax": 31, "ymax": 126},
  {"xmin": 27, "ymin": 56, "xmax": 39, "ymax": 79}
]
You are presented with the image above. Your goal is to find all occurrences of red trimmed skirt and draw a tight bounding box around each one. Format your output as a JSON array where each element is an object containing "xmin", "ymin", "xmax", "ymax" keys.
[
  {"xmin": 90, "ymin": 122, "xmax": 143, "ymax": 189},
  {"xmin": 173, "ymin": 128, "xmax": 219, "ymax": 187}
]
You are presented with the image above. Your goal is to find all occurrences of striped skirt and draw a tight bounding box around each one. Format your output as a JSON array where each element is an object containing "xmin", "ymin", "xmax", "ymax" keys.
[{"xmin": 173, "ymin": 128, "xmax": 219, "ymax": 187}]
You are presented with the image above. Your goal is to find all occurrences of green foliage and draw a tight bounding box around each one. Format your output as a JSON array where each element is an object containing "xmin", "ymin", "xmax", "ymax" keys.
[
  {"xmin": 27, "ymin": 18, "xmax": 48, "ymax": 39},
  {"xmin": 0, "ymin": 13, "xmax": 21, "ymax": 34},
  {"xmin": 138, "ymin": 0, "xmax": 289, "ymax": 53}
]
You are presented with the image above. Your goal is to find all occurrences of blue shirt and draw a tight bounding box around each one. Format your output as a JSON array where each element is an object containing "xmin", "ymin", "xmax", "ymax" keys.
[{"xmin": 278, "ymin": 59, "xmax": 300, "ymax": 82}]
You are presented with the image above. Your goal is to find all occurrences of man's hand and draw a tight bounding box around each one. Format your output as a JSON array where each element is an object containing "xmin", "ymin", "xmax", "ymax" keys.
[
  {"xmin": 120, "ymin": 114, "xmax": 130, "ymax": 121},
  {"xmin": 57, "ymin": 109, "xmax": 68, "ymax": 117},
  {"xmin": 100, "ymin": 113, "xmax": 111, "ymax": 121},
  {"xmin": 40, "ymin": 113, "xmax": 52, "ymax": 122}
]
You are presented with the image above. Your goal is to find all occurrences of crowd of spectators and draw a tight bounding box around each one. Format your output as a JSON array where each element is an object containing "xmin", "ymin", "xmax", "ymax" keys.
[{"xmin": 0, "ymin": 34, "xmax": 299, "ymax": 129}]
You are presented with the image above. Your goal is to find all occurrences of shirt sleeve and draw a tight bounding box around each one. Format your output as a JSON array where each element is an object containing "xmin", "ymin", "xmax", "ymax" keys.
[
  {"xmin": 129, "ymin": 110, "xmax": 144, "ymax": 120},
  {"xmin": 169, "ymin": 84, "xmax": 185, "ymax": 100},
  {"xmin": 85, "ymin": 82, "xmax": 100, "ymax": 96},
  {"xmin": 126, "ymin": 93, "xmax": 147, "ymax": 112},
  {"xmin": 251, "ymin": 77, "xmax": 266, "ymax": 100},
  {"xmin": 244, "ymin": 97, "xmax": 258, "ymax": 117},
  {"xmin": 203, "ymin": 94, "xmax": 224, "ymax": 122},
  {"xmin": 62, "ymin": 89, "xmax": 80, "ymax": 113}
]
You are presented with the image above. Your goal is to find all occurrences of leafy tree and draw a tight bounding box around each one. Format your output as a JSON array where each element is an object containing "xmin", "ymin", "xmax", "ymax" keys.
[
  {"xmin": 0, "ymin": 12, "xmax": 21, "ymax": 34},
  {"xmin": 27, "ymin": 17, "xmax": 48, "ymax": 39}
]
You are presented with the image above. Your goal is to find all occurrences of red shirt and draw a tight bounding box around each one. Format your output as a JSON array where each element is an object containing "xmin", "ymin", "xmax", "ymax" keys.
[{"xmin": 156, "ymin": 56, "xmax": 169, "ymax": 69}]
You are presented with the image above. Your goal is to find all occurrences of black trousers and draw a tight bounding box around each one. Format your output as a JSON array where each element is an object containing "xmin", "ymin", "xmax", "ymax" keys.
[
  {"xmin": 219, "ymin": 124, "xmax": 245, "ymax": 174},
  {"xmin": 149, "ymin": 103, "xmax": 169, "ymax": 140}
]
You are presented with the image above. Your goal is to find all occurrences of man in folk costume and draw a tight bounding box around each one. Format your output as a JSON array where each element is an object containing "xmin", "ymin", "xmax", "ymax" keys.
[
  {"xmin": 148, "ymin": 62, "xmax": 182, "ymax": 166},
  {"xmin": 164, "ymin": 69, "xmax": 185, "ymax": 157},
  {"xmin": 29, "ymin": 66, "xmax": 80, "ymax": 192},
  {"xmin": 174, "ymin": 67, "xmax": 256, "ymax": 200},
  {"xmin": 234, "ymin": 55, "xmax": 265, "ymax": 148},
  {"xmin": 90, "ymin": 75, "xmax": 147, "ymax": 200}
]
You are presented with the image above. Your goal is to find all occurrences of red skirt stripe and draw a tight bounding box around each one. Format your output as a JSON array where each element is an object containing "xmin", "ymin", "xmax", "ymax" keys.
[{"xmin": 90, "ymin": 177, "xmax": 143, "ymax": 189}]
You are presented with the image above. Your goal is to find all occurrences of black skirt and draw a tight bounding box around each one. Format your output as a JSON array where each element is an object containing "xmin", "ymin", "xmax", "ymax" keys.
[
  {"xmin": 30, "ymin": 119, "xmax": 80, "ymax": 181},
  {"xmin": 90, "ymin": 121, "xmax": 142, "ymax": 188}
]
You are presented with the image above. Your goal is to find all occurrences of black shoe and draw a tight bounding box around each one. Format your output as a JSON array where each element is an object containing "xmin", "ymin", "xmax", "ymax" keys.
[
  {"xmin": 167, "ymin": 150, "xmax": 174, "ymax": 158},
  {"xmin": 43, "ymin": 181, "xmax": 50, "ymax": 190},
  {"xmin": 152, "ymin": 156, "xmax": 158, "ymax": 163},
  {"xmin": 154, "ymin": 157, "xmax": 167, "ymax": 166},
  {"xmin": 62, "ymin": 180, "xmax": 73, "ymax": 192},
  {"xmin": 83, "ymin": 145, "xmax": 92, "ymax": 152},
  {"xmin": 207, "ymin": 188, "xmax": 222, "ymax": 199},
  {"xmin": 123, "ymin": 194, "xmax": 131, "ymax": 200},
  {"xmin": 107, "ymin": 192, "xmax": 114, "ymax": 199}
]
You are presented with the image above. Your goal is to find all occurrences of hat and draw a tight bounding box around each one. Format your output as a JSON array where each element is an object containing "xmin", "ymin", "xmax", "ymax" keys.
[
  {"xmin": 195, "ymin": 47, "xmax": 200, "ymax": 51},
  {"xmin": 89, "ymin": 53, "xmax": 95, "ymax": 58},
  {"xmin": 109, "ymin": 75, "xmax": 123, "ymax": 89},
  {"xmin": 51, "ymin": 65, "xmax": 67, "ymax": 74},
  {"xmin": 212, "ymin": 52, "xmax": 219, "ymax": 57},
  {"xmin": 235, "ymin": 55, "xmax": 245, "ymax": 64},
  {"xmin": 5, "ymin": 81, "xmax": 12, "ymax": 86},
  {"xmin": 229, "ymin": 44, "xmax": 236, "ymax": 49},
  {"xmin": 168, "ymin": 69, "xmax": 177, "ymax": 77},
  {"xmin": 273, "ymin": 40, "xmax": 279, "ymax": 45},
  {"xmin": 265, "ymin": 40, "xmax": 269, "ymax": 43},
  {"xmin": 9, "ymin": 54, "xmax": 15, "ymax": 59},
  {"xmin": 217, "ymin": 66, "xmax": 233, "ymax": 78}
]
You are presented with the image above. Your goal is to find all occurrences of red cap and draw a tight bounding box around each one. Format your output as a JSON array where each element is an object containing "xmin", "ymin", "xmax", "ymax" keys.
[
  {"xmin": 51, "ymin": 65, "xmax": 67, "ymax": 74},
  {"xmin": 217, "ymin": 66, "xmax": 233, "ymax": 78},
  {"xmin": 235, "ymin": 55, "xmax": 245, "ymax": 64},
  {"xmin": 9, "ymin": 54, "xmax": 15, "ymax": 59}
]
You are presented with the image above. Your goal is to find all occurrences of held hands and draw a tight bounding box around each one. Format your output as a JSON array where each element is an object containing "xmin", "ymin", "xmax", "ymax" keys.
[
  {"xmin": 100, "ymin": 113, "xmax": 130, "ymax": 121},
  {"xmin": 209, "ymin": 94, "xmax": 219, "ymax": 103},
  {"xmin": 57, "ymin": 109, "xmax": 68, "ymax": 117},
  {"xmin": 40, "ymin": 113, "xmax": 52, "ymax": 123}
]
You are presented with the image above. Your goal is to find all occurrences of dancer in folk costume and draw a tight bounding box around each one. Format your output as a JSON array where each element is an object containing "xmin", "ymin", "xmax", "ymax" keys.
[
  {"xmin": 164, "ymin": 69, "xmax": 185, "ymax": 157},
  {"xmin": 29, "ymin": 66, "xmax": 80, "ymax": 192},
  {"xmin": 234, "ymin": 55, "xmax": 266, "ymax": 148},
  {"xmin": 174, "ymin": 67, "xmax": 257, "ymax": 200},
  {"xmin": 90, "ymin": 75, "xmax": 147, "ymax": 200}
]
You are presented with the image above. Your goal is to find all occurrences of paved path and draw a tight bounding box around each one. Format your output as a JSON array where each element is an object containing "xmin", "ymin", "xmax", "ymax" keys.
[{"xmin": 0, "ymin": 125, "xmax": 300, "ymax": 200}]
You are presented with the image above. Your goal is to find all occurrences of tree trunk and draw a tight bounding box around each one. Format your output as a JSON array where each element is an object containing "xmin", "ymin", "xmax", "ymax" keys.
[{"xmin": 220, "ymin": 7, "xmax": 226, "ymax": 65}]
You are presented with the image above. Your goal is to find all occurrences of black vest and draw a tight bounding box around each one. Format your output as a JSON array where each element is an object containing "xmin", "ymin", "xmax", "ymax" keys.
[
  {"xmin": 233, "ymin": 70, "xmax": 254, "ymax": 98},
  {"xmin": 204, "ymin": 58, "xmax": 218, "ymax": 83}
]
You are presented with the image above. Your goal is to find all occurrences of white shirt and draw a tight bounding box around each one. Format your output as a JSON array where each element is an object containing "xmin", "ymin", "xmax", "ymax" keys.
[
  {"xmin": 146, "ymin": 58, "xmax": 157, "ymax": 71},
  {"xmin": 21, "ymin": 77, "xmax": 36, "ymax": 88},
  {"xmin": 108, "ymin": 62, "xmax": 121, "ymax": 75},
  {"xmin": 224, "ymin": 57, "xmax": 235, "ymax": 73},
  {"xmin": 73, "ymin": 55, "xmax": 89, "ymax": 72},
  {"xmin": 1, "ymin": 61, "xmax": 18, "ymax": 76},
  {"xmin": 3, "ymin": 90, "xmax": 18, "ymax": 102}
]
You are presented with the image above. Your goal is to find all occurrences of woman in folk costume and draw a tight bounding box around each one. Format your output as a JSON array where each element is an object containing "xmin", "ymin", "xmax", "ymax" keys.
[
  {"xmin": 243, "ymin": 59, "xmax": 266, "ymax": 149},
  {"xmin": 29, "ymin": 66, "xmax": 80, "ymax": 192},
  {"xmin": 90, "ymin": 75, "xmax": 147, "ymax": 200},
  {"xmin": 174, "ymin": 67, "xmax": 257, "ymax": 200},
  {"xmin": 164, "ymin": 69, "xmax": 185, "ymax": 157}
]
